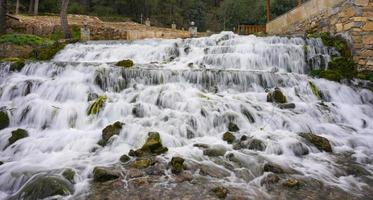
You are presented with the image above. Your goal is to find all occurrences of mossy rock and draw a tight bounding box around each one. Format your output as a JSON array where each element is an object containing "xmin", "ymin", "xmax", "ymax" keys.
[
  {"xmin": 328, "ymin": 57, "xmax": 357, "ymax": 80},
  {"xmin": 98, "ymin": 121, "xmax": 124, "ymax": 147},
  {"xmin": 263, "ymin": 163, "xmax": 285, "ymax": 174},
  {"xmin": 116, "ymin": 59, "xmax": 134, "ymax": 68},
  {"xmin": 308, "ymin": 81, "xmax": 320, "ymax": 99},
  {"xmin": 93, "ymin": 167, "xmax": 120, "ymax": 182},
  {"xmin": 170, "ymin": 157, "xmax": 185, "ymax": 174},
  {"xmin": 267, "ymin": 88, "xmax": 287, "ymax": 104},
  {"xmin": 8, "ymin": 129, "xmax": 28, "ymax": 145},
  {"xmin": 130, "ymin": 132, "xmax": 168, "ymax": 157},
  {"xmin": 283, "ymin": 178, "xmax": 301, "ymax": 188},
  {"xmin": 203, "ymin": 147, "xmax": 226, "ymax": 157},
  {"xmin": 211, "ymin": 186, "xmax": 229, "ymax": 199},
  {"xmin": 0, "ymin": 111, "xmax": 10, "ymax": 130},
  {"xmin": 300, "ymin": 133, "xmax": 332, "ymax": 153},
  {"xmin": 119, "ymin": 154, "xmax": 130, "ymax": 163},
  {"xmin": 227, "ymin": 122, "xmax": 239, "ymax": 132},
  {"xmin": 87, "ymin": 96, "xmax": 107, "ymax": 116},
  {"xmin": 248, "ymin": 139, "xmax": 266, "ymax": 151},
  {"xmin": 31, "ymin": 42, "xmax": 66, "ymax": 61},
  {"xmin": 307, "ymin": 32, "xmax": 351, "ymax": 57},
  {"xmin": 1, "ymin": 58, "xmax": 26, "ymax": 72},
  {"xmin": 130, "ymin": 158, "xmax": 153, "ymax": 169},
  {"xmin": 15, "ymin": 176, "xmax": 73, "ymax": 200},
  {"xmin": 260, "ymin": 174, "xmax": 280, "ymax": 186},
  {"xmin": 62, "ymin": 169, "xmax": 76, "ymax": 183},
  {"xmin": 222, "ymin": 132, "xmax": 235, "ymax": 144}
]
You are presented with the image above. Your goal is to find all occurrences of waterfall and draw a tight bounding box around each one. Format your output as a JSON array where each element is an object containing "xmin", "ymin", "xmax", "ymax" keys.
[{"xmin": 0, "ymin": 32, "xmax": 372, "ymax": 199}]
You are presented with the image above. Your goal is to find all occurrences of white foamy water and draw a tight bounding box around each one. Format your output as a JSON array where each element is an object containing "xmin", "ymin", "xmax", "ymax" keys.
[{"xmin": 0, "ymin": 32, "xmax": 372, "ymax": 199}]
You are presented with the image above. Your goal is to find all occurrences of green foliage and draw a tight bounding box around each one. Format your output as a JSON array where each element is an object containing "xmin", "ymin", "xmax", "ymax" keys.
[
  {"xmin": 32, "ymin": 42, "xmax": 66, "ymax": 60},
  {"xmin": 308, "ymin": 32, "xmax": 351, "ymax": 57},
  {"xmin": 0, "ymin": 34, "xmax": 54, "ymax": 46},
  {"xmin": 1, "ymin": 58, "xmax": 26, "ymax": 71},
  {"xmin": 87, "ymin": 96, "xmax": 107, "ymax": 116},
  {"xmin": 311, "ymin": 69, "xmax": 342, "ymax": 82},
  {"xmin": 328, "ymin": 57, "xmax": 357, "ymax": 80},
  {"xmin": 357, "ymin": 71, "xmax": 373, "ymax": 82},
  {"xmin": 49, "ymin": 26, "xmax": 81, "ymax": 41}
]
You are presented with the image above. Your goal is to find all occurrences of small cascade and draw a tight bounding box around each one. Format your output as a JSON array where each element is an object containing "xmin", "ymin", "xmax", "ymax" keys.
[{"xmin": 0, "ymin": 32, "xmax": 372, "ymax": 199}]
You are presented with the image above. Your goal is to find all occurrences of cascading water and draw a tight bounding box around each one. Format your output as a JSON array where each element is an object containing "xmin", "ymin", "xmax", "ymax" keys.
[{"xmin": 0, "ymin": 32, "xmax": 372, "ymax": 199}]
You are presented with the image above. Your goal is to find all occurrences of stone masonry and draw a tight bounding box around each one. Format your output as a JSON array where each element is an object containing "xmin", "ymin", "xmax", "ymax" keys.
[{"xmin": 267, "ymin": 0, "xmax": 373, "ymax": 71}]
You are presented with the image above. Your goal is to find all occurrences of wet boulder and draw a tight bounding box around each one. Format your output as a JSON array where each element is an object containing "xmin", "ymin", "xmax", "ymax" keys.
[
  {"xmin": 248, "ymin": 139, "xmax": 266, "ymax": 151},
  {"xmin": 98, "ymin": 121, "xmax": 124, "ymax": 147},
  {"xmin": 170, "ymin": 157, "xmax": 185, "ymax": 174},
  {"xmin": 0, "ymin": 161, "xmax": 3, "ymax": 165},
  {"xmin": 278, "ymin": 103, "xmax": 296, "ymax": 109},
  {"xmin": 300, "ymin": 133, "xmax": 332, "ymax": 153},
  {"xmin": 283, "ymin": 178, "xmax": 301, "ymax": 188},
  {"xmin": 203, "ymin": 146, "xmax": 227, "ymax": 157},
  {"xmin": 14, "ymin": 176, "xmax": 74, "ymax": 200},
  {"xmin": 130, "ymin": 158, "xmax": 154, "ymax": 169},
  {"xmin": 62, "ymin": 169, "xmax": 76, "ymax": 183},
  {"xmin": 87, "ymin": 96, "xmax": 107, "ymax": 116},
  {"xmin": 267, "ymin": 88, "xmax": 287, "ymax": 104},
  {"xmin": 116, "ymin": 59, "xmax": 134, "ymax": 68},
  {"xmin": 93, "ymin": 167, "xmax": 120, "ymax": 182},
  {"xmin": 263, "ymin": 163, "xmax": 285, "ymax": 174},
  {"xmin": 129, "ymin": 132, "xmax": 168, "ymax": 157},
  {"xmin": 222, "ymin": 132, "xmax": 235, "ymax": 144},
  {"xmin": 0, "ymin": 111, "xmax": 10, "ymax": 130},
  {"xmin": 8, "ymin": 129, "xmax": 28, "ymax": 145},
  {"xmin": 119, "ymin": 154, "xmax": 130, "ymax": 163},
  {"xmin": 211, "ymin": 186, "xmax": 229, "ymax": 199},
  {"xmin": 228, "ymin": 122, "xmax": 239, "ymax": 132},
  {"xmin": 260, "ymin": 174, "xmax": 280, "ymax": 186},
  {"xmin": 240, "ymin": 106, "xmax": 255, "ymax": 123}
]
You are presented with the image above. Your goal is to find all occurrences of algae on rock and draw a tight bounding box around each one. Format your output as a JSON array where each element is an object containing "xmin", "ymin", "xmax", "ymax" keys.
[
  {"xmin": 0, "ymin": 111, "xmax": 10, "ymax": 130},
  {"xmin": 8, "ymin": 129, "xmax": 29, "ymax": 145},
  {"xmin": 129, "ymin": 132, "xmax": 168, "ymax": 157},
  {"xmin": 87, "ymin": 96, "xmax": 107, "ymax": 116}
]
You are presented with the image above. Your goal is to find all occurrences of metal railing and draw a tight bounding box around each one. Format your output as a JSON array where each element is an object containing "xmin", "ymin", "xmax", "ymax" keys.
[{"xmin": 237, "ymin": 25, "xmax": 266, "ymax": 35}]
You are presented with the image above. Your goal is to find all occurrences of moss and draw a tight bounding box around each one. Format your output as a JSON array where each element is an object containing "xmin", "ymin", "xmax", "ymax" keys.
[
  {"xmin": 222, "ymin": 132, "xmax": 235, "ymax": 144},
  {"xmin": 62, "ymin": 169, "xmax": 76, "ymax": 183},
  {"xmin": 228, "ymin": 122, "xmax": 239, "ymax": 132},
  {"xmin": 8, "ymin": 129, "xmax": 29, "ymax": 145},
  {"xmin": 283, "ymin": 178, "xmax": 301, "ymax": 188},
  {"xmin": 16, "ymin": 176, "xmax": 73, "ymax": 199},
  {"xmin": 267, "ymin": 88, "xmax": 287, "ymax": 104},
  {"xmin": 119, "ymin": 154, "xmax": 130, "ymax": 163},
  {"xmin": 49, "ymin": 26, "xmax": 81, "ymax": 41},
  {"xmin": 170, "ymin": 157, "xmax": 185, "ymax": 174},
  {"xmin": 93, "ymin": 167, "xmax": 120, "ymax": 182},
  {"xmin": 116, "ymin": 59, "xmax": 134, "ymax": 68},
  {"xmin": 312, "ymin": 69, "xmax": 342, "ymax": 82},
  {"xmin": 0, "ymin": 34, "xmax": 54, "ymax": 46},
  {"xmin": 300, "ymin": 132, "xmax": 332, "ymax": 152},
  {"xmin": 0, "ymin": 111, "xmax": 10, "ymax": 130},
  {"xmin": 98, "ymin": 121, "xmax": 123, "ymax": 147},
  {"xmin": 357, "ymin": 71, "xmax": 373, "ymax": 82},
  {"xmin": 308, "ymin": 32, "xmax": 351, "ymax": 57},
  {"xmin": 87, "ymin": 96, "xmax": 107, "ymax": 116},
  {"xmin": 1, "ymin": 57, "xmax": 26, "ymax": 72},
  {"xmin": 248, "ymin": 139, "xmax": 265, "ymax": 151},
  {"xmin": 211, "ymin": 186, "xmax": 228, "ymax": 199},
  {"xmin": 130, "ymin": 132, "xmax": 168, "ymax": 157},
  {"xmin": 130, "ymin": 158, "xmax": 153, "ymax": 169},
  {"xmin": 32, "ymin": 42, "xmax": 66, "ymax": 60},
  {"xmin": 308, "ymin": 81, "xmax": 320, "ymax": 99},
  {"xmin": 328, "ymin": 57, "xmax": 357, "ymax": 80}
]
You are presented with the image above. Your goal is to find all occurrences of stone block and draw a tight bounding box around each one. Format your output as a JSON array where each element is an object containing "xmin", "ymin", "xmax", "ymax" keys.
[
  {"xmin": 354, "ymin": 0, "xmax": 369, "ymax": 6},
  {"xmin": 362, "ymin": 22, "xmax": 373, "ymax": 31},
  {"xmin": 353, "ymin": 17, "xmax": 367, "ymax": 21},
  {"xmin": 362, "ymin": 35, "xmax": 373, "ymax": 44},
  {"xmin": 336, "ymin": 23, "xmax": 344, "ymax": 32}
]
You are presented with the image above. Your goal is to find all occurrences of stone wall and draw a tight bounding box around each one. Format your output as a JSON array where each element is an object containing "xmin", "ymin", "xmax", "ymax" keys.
[
  {"xmin": 7, "ymin": 15, "xmax": 190, "ymax": 41},
  {"xmin": 267, "ymin": 0, "xmax": 373, "ymax": 71}
]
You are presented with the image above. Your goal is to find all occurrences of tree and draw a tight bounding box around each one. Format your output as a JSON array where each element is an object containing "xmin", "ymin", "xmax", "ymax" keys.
[
  {"xmin": 60, "ymin": 0, "xmax": 71, "ymax": 39},
  {"xmin": 34, "ymin": 0, "xmax": 39, "ymax": 15},
  {"xmin": 0, "ymin": 0, "xmax": 6, "ymax": 35},
  {"xmin": 28, "ymin": 0, "xmax": 34, "ymax": 14},
  {"xmin": 16, "ymin": 0, "xmax": 20, "ymax": 14}
]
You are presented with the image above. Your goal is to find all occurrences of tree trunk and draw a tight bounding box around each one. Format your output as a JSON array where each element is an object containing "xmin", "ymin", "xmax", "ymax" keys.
[
  {"xmin": 16, "ymin": 0, "xmax": 20, "ymax": 15},
  {"xmin": 266, "ymin": 0, "xmax": 271, "ymax": 22},
  {"xmin": 60, "ymin": 0, "xmax": 71, "ymax": 39},
  {"xmin": 0, "ymin": 0, "xmax": 7, "ymax": 35},
  {"xmin": 33, "ymin": 0, "xmax": 39, "ymax": 15},
  {"xmin": 28, "ymin": 0, "xmax": 34, "ymax": 14}
]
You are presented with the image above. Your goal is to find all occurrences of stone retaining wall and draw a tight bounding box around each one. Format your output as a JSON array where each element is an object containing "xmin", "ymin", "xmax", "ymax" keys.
[{"xmin": 267, "ymin": 0, "xmax": 373, "ymax": 71}]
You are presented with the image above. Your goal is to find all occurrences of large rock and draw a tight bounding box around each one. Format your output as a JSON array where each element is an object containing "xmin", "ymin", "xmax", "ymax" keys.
[
  {"xmin": 8, "ymin": 129, "xmax": 28, "ymax": 145},
  {"xmin": 62, "ymin": 169, "xmax": 76, "ymax": 184},
  {"xmin": 129, "ymin": 132, "xmax": 168, "ymax": 157},
  {"xmin": 0, "ymin": 111, "xmax": 10, "ymax": 130},
  {"xmin": 300, "ymin": 133, "xmax": 332, "ymax": 152},
  {"xmin": 203, "ymin": 146, "xmax": 227, "ymax": 157},
  {"xmin": 13, "ymin": 176, "xmax": 74, "ymax": 200},
  {"xmin": 222, "ymin": 132, "xmax": 235, "ymax": 144},
  {"xmin": 170, "ymin": 157, "xmax": 185, "ymax": 174},
  {"xmin": 267, "ymin": 88, "xmax": 287, "ymax": 104},
  {"xmin": 116, "ymin": 59, "xmax": 134, "ymax": 68},
  {"xmin": 93, "ymin": 167, "xmax": 120, "ymax": 182},
  {"xmin": 98, "ymin": 121, "xmax": 124, "ymax": 147}
]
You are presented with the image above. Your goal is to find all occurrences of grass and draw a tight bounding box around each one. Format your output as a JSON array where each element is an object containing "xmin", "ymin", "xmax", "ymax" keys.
[{"xmin": 0, "ymin": 34, "xmax": 54, "ymax": 46}]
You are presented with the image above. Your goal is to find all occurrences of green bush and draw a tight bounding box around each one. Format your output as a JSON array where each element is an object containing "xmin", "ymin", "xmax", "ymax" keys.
[{"xmin": 0, "ymin": 34, "xmax": 53, "ymax": 46}]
